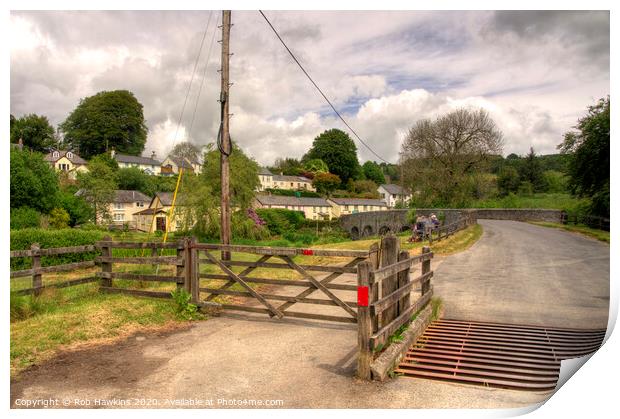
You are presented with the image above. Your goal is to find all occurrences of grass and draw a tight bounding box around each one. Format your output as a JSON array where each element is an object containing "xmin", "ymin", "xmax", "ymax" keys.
[
  {"xmin": 469, "ymin": 193, "xmax": 590, "ymax": 212},
  {"xmin": 530, "ymin": 222, "xmax": 610, "ymax": 243},
  {"xmin": 9, "ymin": 223, "xmax": 483, "ymax": 377}
]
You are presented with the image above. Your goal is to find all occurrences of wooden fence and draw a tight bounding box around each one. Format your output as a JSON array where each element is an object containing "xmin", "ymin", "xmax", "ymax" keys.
[
  {"xmin": 428, "ymin": 215, "xmax": 475, "ymax": 244},
  {"xmin": 192, "ymin": 243, "xmax": 371, "ymax": 323},
  {"xmin": 10, "ymin": 244, "xmax": 99, "ymax": 296},
  {"xmin": 357, "ymin": 236, "xmax": 434, "ymax": 380},
  {"xmin": 95, "ymin": 236, "xmax": 190, "ymax": 299}
]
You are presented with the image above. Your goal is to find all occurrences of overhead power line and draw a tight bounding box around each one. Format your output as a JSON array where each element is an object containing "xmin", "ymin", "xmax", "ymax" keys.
[{"xmin": 259, "ymin": 10, "xmax": 391, "ymax": 164}]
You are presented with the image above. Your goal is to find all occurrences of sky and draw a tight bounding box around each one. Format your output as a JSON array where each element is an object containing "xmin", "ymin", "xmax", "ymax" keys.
[{"xmin": 9, "ymin": 10, "xmax": 610, "ymax": 166}]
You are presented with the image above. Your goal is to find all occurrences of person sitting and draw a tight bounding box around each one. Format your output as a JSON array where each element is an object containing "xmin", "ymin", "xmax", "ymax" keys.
[{"xmin": 430, "ymin": 214, "xmax": 440, "ymax": 228}]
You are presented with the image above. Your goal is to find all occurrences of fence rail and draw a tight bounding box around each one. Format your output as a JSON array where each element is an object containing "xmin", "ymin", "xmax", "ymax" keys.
[
  {"xmin": 428, "ymin": 215, "xmax": 475, "ymax": 244},
  {"xmin": 9, "ymin": 243, "xmax": 98, "ymax": 295}
]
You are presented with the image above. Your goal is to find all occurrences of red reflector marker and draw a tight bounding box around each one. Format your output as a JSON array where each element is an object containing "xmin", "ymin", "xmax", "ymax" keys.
[
  {"xmin": 302, "ymin": 249, "xmax": 314, "ymax": 255},
  {"xmin": 357, "ymin": 286, "xmax": 369, "ymax": 307}
]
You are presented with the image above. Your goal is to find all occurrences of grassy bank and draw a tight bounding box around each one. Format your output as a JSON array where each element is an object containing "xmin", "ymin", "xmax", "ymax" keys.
[
  {"xmin": 469, "ymin": 193, "xmax": 590, "ymax": 213},
  {"xmin": 530, "ymin": 222, "xmax": 610, "ymax": 243}
]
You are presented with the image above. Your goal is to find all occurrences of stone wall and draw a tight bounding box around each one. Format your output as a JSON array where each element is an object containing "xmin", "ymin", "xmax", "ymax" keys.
[{"xmin": 340, "ymin": 208, "xmax": 563, "ymax": 239}]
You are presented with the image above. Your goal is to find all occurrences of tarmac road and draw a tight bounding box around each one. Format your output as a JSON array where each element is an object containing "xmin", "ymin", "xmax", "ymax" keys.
[{"xmin": 434, "ymin": 220, "xmax": 610, "ymax": 329}]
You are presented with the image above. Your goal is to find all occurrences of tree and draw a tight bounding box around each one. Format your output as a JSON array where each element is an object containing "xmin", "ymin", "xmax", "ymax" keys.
[
  {"xmin": 303, "ymin": 129, "xmax": 361, "ymax": 184},
  {"xmin": 58, "ymin": 191, "xmax": 93, "ymax": 227},
  {"xmin": 201, "ymin": 143, "xmax": 260, "ymax": 210},
  {"xmin": 558, "ymin": 96, "xmax": 610, "ymax": 216},
  {"xmin": 59, "ymin": 90, "xmax": 148, "ymax": 159},
  {"xmin": 519, "ymin": 147, "xmax": 545, "ymax": 192},
  {"xmin": 48, "ymin": 208, "xmax": 70, "ymax": 229},
  {"xmin": 362, "ymin": 161, "xmax": 386, "ymax": 185},
  {"xmin": 116, "ymin": 167, "xmax": 156, "ymax": 196},
  {"xmin": 10, "ymin": 113, "xmax": 57, "ymax": 152},
  {"xmin": 350, "ymin": 179, "xmax": 380, "ymax": 198},
  {"xmin": 400, "ymin": 108, "xmax": 503, "ymax": 206},
  {"xmin": 76, "ymin": 159, "xmax": 118, "ymax": 224},
  {"xmin": 270, "ymin": 157, "xmax": 303, "ymax": 176},
  {"xmin": 497, "ymin": 166, "xmax": 520, "ymax": 196},
  {"xmin": 303, "ymin": 158, "xmax": 329, "ymax": 174},
  {"xmin": 10, "ymin": 148, "xmax": 59, "ymax": 213},
  {"xmin": 312, "ymin": 172, "xmax": 341, "ymax": 195},
  {"xmin": 170, "ymin": 141, "xmax": 202, "ymax": 163}
]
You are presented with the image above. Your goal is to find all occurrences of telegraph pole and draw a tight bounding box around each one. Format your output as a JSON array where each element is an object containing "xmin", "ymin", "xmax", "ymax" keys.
[{"xmin": 220, "ymin": 10, "xmax": 232, "ymax": 260}]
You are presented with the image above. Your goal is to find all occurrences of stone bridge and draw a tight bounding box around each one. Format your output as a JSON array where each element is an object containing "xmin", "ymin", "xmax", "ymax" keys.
[{"xmin": 339, "ymin": 208, "xmax": 564, "ymax": 239}]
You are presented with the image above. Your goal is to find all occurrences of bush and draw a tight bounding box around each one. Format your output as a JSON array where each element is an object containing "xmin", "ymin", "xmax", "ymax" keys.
[
  {"xmin": 10, "ymin": 207, "xmax": 41, "ymax": 229},
  {"xmin": 255, "ymin": 208, "xmax": 306, "ymax": 235},
  {"xmin": 10, "ymin": 228, "xmax": 106, "ymax": 270},
  {"xmin": 49, "ymin": 208, "xmax": 70, "ymax": 229},
  {"xmin": 264, "ymin": 188, "xmax": 320, "ymax": 198}
]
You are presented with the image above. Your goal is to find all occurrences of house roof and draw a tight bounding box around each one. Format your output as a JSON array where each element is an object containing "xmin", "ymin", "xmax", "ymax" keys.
[
  {"xmin": 379, "ymin": 184, "xmax": 411, "ymax": 195},
  {"xmin": 258, "ymin": 167, "xmax": 273, "ymax": 176},
  {"xmin": 113, "ymin": 190, "xmax": 151, "ymax": 203},
  {"xmin": 153, "ymin": 192, "xmax": 187, "ymax": 207},
  {"xmin": 328, "ymin": 198, "xmax": 387, "ymax": 207},
  {"xmin": 114, "ymin": 153, "xmax": 161, "ymax": 166},
  {"xmin": 255, "ymin": 195, "xmax": 330, "ymax": 207},
  {"xmin": 135, "ymin": 208, "xmax": 167, "ymax": 216},
  {"xmin": 44, "ymin": 150, "xmax": 87, "ymax": 165},
  {"xmin": 272, "ymin": 174, "xmax": 312, "ymax": 183},
  {"xmin": 165, "ymin": 156, "xmax": 194, "ymax": 169}
]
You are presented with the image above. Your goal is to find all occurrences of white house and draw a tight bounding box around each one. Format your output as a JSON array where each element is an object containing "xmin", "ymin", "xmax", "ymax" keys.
[
  {"xmin": 327, "ymin": 198, "xmax": 388, "ymax": 217},
  {"xmin": 112, "ymin": 150, "xmax": 162, "ymax": 175},
  {"xmin": 44, "ymin": 150, "xmax": 89, "ymax": 179},
  {"xmin": 378, "ymin": 184, "xmax": 412, "ymax": 207},
  {"xmin": 254, "ymin": 195, "xmax": 333, "ymax": 220}
]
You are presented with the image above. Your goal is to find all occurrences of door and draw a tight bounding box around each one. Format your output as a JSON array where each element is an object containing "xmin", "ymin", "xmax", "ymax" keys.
[{"xmin": 156, "ymin": 217, "xmax": 166, "ymax": 232}]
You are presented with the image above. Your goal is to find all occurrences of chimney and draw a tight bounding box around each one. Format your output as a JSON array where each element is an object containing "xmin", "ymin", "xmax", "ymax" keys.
[
  {"xmin": 151, "ymin": 150, "xmax": 156, "ymax": 159},
  {"xmin": 110, "ymin": 148, "xmax": 115, "ymax": 159}
]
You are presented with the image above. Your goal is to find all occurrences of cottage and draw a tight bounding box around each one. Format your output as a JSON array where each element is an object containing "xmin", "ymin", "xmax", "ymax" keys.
[
  {"xmin": 108, "ymin": 190, "xmax": 151, "ymax": 228},
  {"xmin": 160, "ymin": 156, "xmax": 202, "ymax": 176},
  {"xmin": 327, "ymin": 198, "xmax": 388, "ymax": 217},
  {"xmin": 112, "ymin": 150, "xmax": 162, "ymax": 175},
  {"xmin": 258, "ymin": 167, "xmax": 274, "ymax": 191},
  {"xmin": 378, "ymin": 184, "xmax": 412, "ymax": 207},
  {"xmin": 254, "ymin": 195, "xmax": 333, "ymax": 220},
  {"xmin": 44, "ymin": 150, "xmax": 88, "ymax": 179},
  {"xmin": 134, "ymin": 192, "xmax": 186, "ymax": 233}
]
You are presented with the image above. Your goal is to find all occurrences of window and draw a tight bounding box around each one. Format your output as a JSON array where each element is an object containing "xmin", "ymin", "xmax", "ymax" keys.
[
  {"xmin": 115, "ymin": 203, "xmax": 123, "ymax": 210},
  {"xmin": 136, "ymin": 202, "xmax": 144, "ymax": 207},
  {"xmin": 52, "ymin": 151, "xmax": 59, "ymax": 159},
  {"xmin": 313, "ymin": 206, "xmax": 317, "ymax": 213},
  {"xmin": 114, "ymin": 213, "xmax": 124, "ymax": 221},
  {"xmin": 290, "ymin": 182, "xmax": 294, "ymax": 187},
  {"xmin": 364, "ymin": 205, "xmax": 368, "ymax": 211},
  {"xmin": 66, "ymin": 151, "xmax": 73, "ymax": 159}
]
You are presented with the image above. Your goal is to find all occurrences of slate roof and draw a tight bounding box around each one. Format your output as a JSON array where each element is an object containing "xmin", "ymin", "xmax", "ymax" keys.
[
  {"xmin": 328, "ymin": 198, "xmax": 387, "ymax": 207},
  {"xmin": 379, "ymin": 183, "xmax": 411, "ymax": 195},
  {"xmin": 153, "ymin": 192, "xmax": 187, "ymax": 207},
  {"xmin": 113, "ymin": 190, "xmax": 151, "ymax": 203},
  {"xmin": 255, "ymin": 195, "xmax": 330, "ymax": 207},
  {"xmin": 258, "ymin": 167, "xmax": 273, "ymax": 176},
  {"xmin": 272, "ymin": 174, "xmax": 312, "ymax": 183},
  {"xmin": 114, "ymin": 153, "xmax": 161, "ymax": 166},
  {"xmin": 44, "ymin": 150, "xmax": 87, "ymax": 165},
  {"xmin": 165, "ymin": 156, "xmax": 194, "ymax": 169}
]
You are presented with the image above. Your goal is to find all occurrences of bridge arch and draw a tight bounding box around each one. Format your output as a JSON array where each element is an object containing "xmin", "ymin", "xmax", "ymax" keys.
[
  {"xmin": 350, "ymin": 226, "xmax": 360, "ymax": 240},
  {"xmin": 362, "ymin": 225, "xmax": 373, "ymax": 237}
]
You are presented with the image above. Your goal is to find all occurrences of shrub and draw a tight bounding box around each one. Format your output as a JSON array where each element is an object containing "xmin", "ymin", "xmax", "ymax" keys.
[
  {"xmin": 49, "ymin": 208, "xmax": 70, "ymax": 229},
  {"xmin": 10, "ymin": 228, "xmax": 106, "ymax": 270},
  {"xmin": 264, "ymin": 188, "xmax": 321, "ymax": 198},
  {"xmin": 10, "ymin": 207, "xmax": 41, "ymax": 230},
  {"xmin": 255, "ymin": 208, "xmax": 305, "ymax": 235}
]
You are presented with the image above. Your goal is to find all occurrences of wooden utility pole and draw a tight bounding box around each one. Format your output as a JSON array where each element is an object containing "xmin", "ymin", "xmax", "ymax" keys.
[{"xmin": 220, "ymin": 10, "xmax": 232, "ymax": 260}]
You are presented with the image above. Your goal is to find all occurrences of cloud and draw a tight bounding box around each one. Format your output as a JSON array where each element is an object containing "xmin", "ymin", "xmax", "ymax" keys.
[{"xmin": 10, "ymin": 10, "xmax": 609, "ymax": 166}]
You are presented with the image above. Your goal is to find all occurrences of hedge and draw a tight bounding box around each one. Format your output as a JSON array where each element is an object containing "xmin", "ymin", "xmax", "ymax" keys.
[
  {"xmin": 255, "ymin": 208, "xmax": 306, "ymax": 235},
  {"xmin": 264, "ymin": 188, "xmax": 321, "ymax": 198},
  {"xmin": 10, "ymin": 228, "xmax": 106, "ymax": 271}
]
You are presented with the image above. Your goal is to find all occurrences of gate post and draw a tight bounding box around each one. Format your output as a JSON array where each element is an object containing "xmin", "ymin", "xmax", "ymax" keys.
[
  {"xmin": 31, "ymin": 243, "xmax": 42, "ymax": 296},
  {"xmin": 421, "ymin": 246, "xmax": 431, "ymax": 296},
  {"xmin": 100, "ymin": 236, "xmax": 112, "ymax": 288},
  {"xmin": 380, "ymin": 235, "xmax": 399, "ymax": 326},
  {"xmin": 189, "ymin": 236, "xmax": 199, "ymax": 303},
  {"xmin": 357, "ymin": 260, "xmax": 374, "ymax": 380}
]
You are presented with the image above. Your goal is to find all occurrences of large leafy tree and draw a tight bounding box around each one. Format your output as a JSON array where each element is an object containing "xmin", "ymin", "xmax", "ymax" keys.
[
  {"xmin": 60, "ymin": 90, "xmax": 148, "ymax": 159},
  {"xmin": 362, "ymin": 161, "xmax": 386, "ymax": 184},
  {"xmin": 116, "ymin": 167, "xmax": 157, "ymax": 196},
  {"xmin": 303, "ymin": 129, "xmax": 362, "ymax": 184},
  {"xmin": 10, "ymin": 113, "xmax": 58, "ymax": 152},
  {"xmin": 270, "ymin": 157, "xmax": 303, "ymax": 176},
  {"xmin": 400, "ymin": 108, "xmax": 503, "ymax": 206},
  {"xmin": 201, "ymin": 142, "xmax": 260, "ymax": 210},
  {"xmin": 558, "ymin": 96, "xmax": 610, "ymax": 216},
  {"xmin": 312, "ymin": 172, "xmax": 341, "ymax": 195},
  {"xmin": 10, "ymin": 148, "xmax": 59, "ymax": 213},
  {"xmin": 77, "ymin": 159, "xmax": 118, "ymax": 224}
]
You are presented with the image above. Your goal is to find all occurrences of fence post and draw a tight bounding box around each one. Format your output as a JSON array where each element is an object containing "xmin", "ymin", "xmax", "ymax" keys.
[
  {"xmin": 380, "ymin": 235, "xmax": 399, "ymax": 326},
  {"xmin": 421, "ymin": 246, "xmax": 431, "ymax": 296},
  {"xmin": 101, "ymin": 236, "xmax": 112, "ymax": 288},
  {"xmin": 31, "ymin": 243, "xmax": 42, "ymax": 296},
  {"xmin": 357, "ymin": 260, "xmax": 374, "ymax": 380},
  {"xmin": 397, "ymin": 250, "xmax": 411, "ymax": 315},
  {"xmin": 177, "ymin": 239, "xmax": 186, "ymax": 291},
  {"xmin": 189, "ymin": 237, "xmax": 200, "ymax": 303}
]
